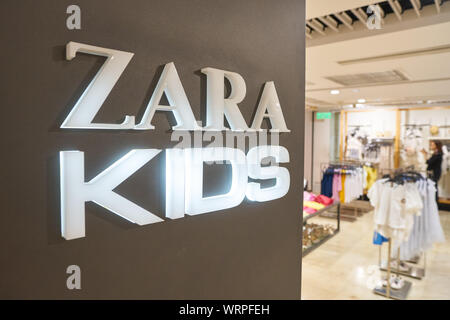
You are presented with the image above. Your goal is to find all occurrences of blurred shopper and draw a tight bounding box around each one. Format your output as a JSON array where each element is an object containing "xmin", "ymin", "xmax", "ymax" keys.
[{"xmin": 422, "ymin": 140, "xmax": 443, "ymax": 202}]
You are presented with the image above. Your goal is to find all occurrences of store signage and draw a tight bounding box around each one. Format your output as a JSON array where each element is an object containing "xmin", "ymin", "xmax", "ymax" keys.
[
  {"xmin": 316, "ymin": 112, "xmax": 332, "ymax": 120},
  {"xmin": 60, "ymin": 42, "xmax": 291, "ymax": 240}
]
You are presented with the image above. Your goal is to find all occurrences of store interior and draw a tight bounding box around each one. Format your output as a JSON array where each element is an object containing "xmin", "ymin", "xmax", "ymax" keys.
[{"xmin": 302, "ymin": 0, "xmax": 450, "ymax": 300}]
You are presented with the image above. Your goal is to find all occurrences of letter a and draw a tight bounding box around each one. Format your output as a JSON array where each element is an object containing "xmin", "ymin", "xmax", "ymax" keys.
[
  {"xmin": 251, "ymin": 82, "xmax": 290, "ymax": 132},
  {"xmin": 135, "ymin": 63, "xmax": 201, "ymax": 131}
]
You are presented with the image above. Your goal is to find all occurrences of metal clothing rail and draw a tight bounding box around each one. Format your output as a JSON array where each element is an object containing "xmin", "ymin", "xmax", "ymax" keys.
[
  {"xmin": 320, "ymin": 160, "xmax": 378, "ymax": 181},
  {"xmin": 319, "ymin": 162, "xmax": 360, "ymax": 182},
  {"xmin": 373, "ymin": 239, "xmax": 413, "ymax": 300},
  {"xmin": 320, "ymin": 162, "xmax": 376, "ymax": 222},
  {"xmin": 379, "ymin": 251, "xmax": 426, "ymax": 280},
  {"xmin": 372, "ymin": 170, "xmax": 432, "ymax": 299},
  {"xmin": 378, "ymin": 167, "xmax": 428, "ymax": 179},
  {"xmin": 402, "ymin": 123, "xmax": 431, "ymax": 127},
  {"xmin": 371, "ymin": 138, "xmax": 395, "ymax": 146}
]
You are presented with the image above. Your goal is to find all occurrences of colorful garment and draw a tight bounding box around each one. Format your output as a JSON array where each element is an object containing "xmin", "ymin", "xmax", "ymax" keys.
[
  {"xmin": 315, "ymin": 194, "xmax": 333, "ymax": 206},
  {"xmin": 304, "ymin": 201, "xmax": 325, "ymax": 210},
  {"xmin": 339, "ymin": 173, "xmax": 346, "ymax": 203},
  {"xmin": 303, "ymin": 191, "xmax": 316, "ymax": 202},
  {"xmin": 364, "ymin": 166, "xmax": 377, "ymax": 191},
  {"xmin": 303, "ymin": 207, "xmax": 317, "ymax": 215},
  {"xmin": 332, "ymin": 173, "xmax": 341, "ymax": 203}
]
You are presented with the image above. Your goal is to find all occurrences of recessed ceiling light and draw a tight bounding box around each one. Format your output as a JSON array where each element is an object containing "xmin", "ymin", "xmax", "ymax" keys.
[
  {"xmin": 358, "ymin": 98, "xmax": 366, "ymax": 103},
  {"xmin": 330, "ymin": 90, "xmax": 340, "ymax": 95}
]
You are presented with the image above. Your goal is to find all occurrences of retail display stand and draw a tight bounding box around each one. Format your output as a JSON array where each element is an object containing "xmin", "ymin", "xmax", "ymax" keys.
[
  {"xmin": 376, "ymin": 168, "xmax": 427, "ymax": 280},
  {"xmin": 379, "ymin": 253, "xmax": 426, "ymax": 280},
  {"xmin": 373, "ymin": 239, "xmax": 412, "ymax": 300},
  {"xmin": 320, "ymin": 160, "xmax": 377, "ymax": 222},
  {"xmin": 302, "ymin": 203, "xmax": 341, "ymax": 257},
  {"xmin": 406, "ymin": 254, "xmax": 421, "ymax": 264},
  {"xmin": 340, "ymin": 200, "xmax": 373, "ymax": 220}
]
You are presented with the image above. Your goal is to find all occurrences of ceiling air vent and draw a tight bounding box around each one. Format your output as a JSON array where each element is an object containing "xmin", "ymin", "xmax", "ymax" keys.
[{"xmin": 326, "ymin": 70, "xmax": 409, "ymax": 86}]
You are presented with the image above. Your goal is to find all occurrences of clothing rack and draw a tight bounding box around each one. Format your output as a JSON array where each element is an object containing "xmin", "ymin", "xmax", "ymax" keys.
[
  {"xmin": 320, "ymin": 161, "xmax": 363, "ymax": 180},
  {"xmin": 380, "ymin": 168, "xmax": 429, "ymax": 280},
  {"xmin": 371, "ymin": 138, "xmax": 394, "ymax": 146},
  {"xmin": 374, "ymin": 238, "xmax": 413, "ymax": 300},
  {"xmin": 372, "ymin": 169, "xmax": 430, "ymax": 299},
  {"xmin": 379, "ymin": 249, "xmax": 426, "ymax": 280},
  {"xmin": 343, "ymin": 159, "xmax": 379, "ymax": 168},
  {"xmin": 320, "ymin": 162, "xmax": 372, "ymax": 221},
  {"xmin": 367, "ymin": 126, "xmax": 447, "ymax": 296},
  {"xmin": 320, "ymin": 160, "xmax": 362, "ymax": 169},
  {"xmin": 379, "ymin": 167, "xmax": 427, "ymax": 180},
  {"xmin": 321, "ymin": 159, "xmax": 377, "ymax": 170},
  {"xmin": 402, "ymin": 123, "xmax": 430, "ymax": 127}
]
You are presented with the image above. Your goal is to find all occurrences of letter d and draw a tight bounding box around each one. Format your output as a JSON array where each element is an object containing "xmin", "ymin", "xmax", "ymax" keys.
[{"xmin": 185, "ymin": 148, "xmax": 247, "ymax": 215}]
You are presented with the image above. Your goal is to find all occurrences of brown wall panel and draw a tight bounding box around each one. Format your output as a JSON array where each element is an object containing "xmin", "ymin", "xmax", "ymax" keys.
[{"xmin": 0, "ymin": 0, "xmax": 305, "ymax": 299}]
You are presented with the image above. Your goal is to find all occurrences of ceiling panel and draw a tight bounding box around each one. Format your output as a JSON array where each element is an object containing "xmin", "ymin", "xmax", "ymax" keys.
[
  {"xmin": 305, "ymin": 14, "xmax": 450, "ymax": 109},
  {"xmin": 306, "ymin": 0, "xmax": 381, "ymax": 19}
]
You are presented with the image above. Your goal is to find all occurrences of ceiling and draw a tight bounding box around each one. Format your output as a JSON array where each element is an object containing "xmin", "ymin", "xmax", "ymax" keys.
[
  {"xmin": 306, "ymin": 0, "xmax": 381, "ymax": 19},
  {"xmin": 305, "ymin": 0, "xmax": 450, "ymax": 110}
]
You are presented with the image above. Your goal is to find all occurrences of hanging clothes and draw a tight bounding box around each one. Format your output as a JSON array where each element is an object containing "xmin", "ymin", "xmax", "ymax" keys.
[
  {"xmin": 304, "ymin": 201, "xmax": 325, "ymax": 210},
  {"xmin": 373, "ymin": 231, "xmax": 389, "ymax": 245},
  {"xmin": 346, "ymin": 127, "xmax": 369, "ymax": 161},
  {"xmin": 363, "ymin": 165, "xmax": 378, "ymax": 191},
  {"xmin": 332, "ymin": 173, "xmax": 342, "ymax": 203},
  {"xmin": 438, "ymin": 144, "xmax": 450, "ymax": 199},
  {"xmin": 400, "ymin": 127, "xmax": 426, "ymax": 170},
  {"xmin": 441, "ymin": 145, "xmax": 450, "ymax": 174},
  {"xmin": 344, "ymin": 168, "xmax": 364, "ymax": 203},
  {"xmin": 340, "ymin": 172, "xmax": 346, "ymax": 203},
  {"xmin": 320, "ymin": 168, "xmax": 334, "ymax": 198},
  {"xmin": 368, "ymin": 178, "xmax": 423, "ymax": 242},
  {"xmin": 379, "ymin": 145, "xmax": 394, "ymax": 171},
  {"xmin": 398, "ymin": 178, "xmax": 446, "ymax": 260},
  {"xmin": 346, "ymin": 136, "xmax": 363, "ymax": 160},
  {"xmin": 321, "ymin": 165, "xmax": 364, "ymax": 204},
  {"xmin": 363, "ymin": 143, "xmax": 380, "ymax": 163}
]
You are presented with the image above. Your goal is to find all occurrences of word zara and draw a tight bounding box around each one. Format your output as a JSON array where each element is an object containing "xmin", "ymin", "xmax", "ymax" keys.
[
  {"xmin": 60, "ymin": 42, "xmax": 291, "ymax": 240},
  {"xmin": 62, "ymin": 42, "xmax": 290, "ymax": 132}
]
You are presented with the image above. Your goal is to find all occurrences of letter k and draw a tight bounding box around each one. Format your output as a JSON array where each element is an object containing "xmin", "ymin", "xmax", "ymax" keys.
[{"xmin": 60, "ymin": 149, "xmax": 164, "ymax": 240}]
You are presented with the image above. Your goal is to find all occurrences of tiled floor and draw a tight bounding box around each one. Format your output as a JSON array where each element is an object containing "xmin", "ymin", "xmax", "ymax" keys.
[{"xmin": 301, "ymin": 210, "xmax": 450, "ymax": 300}]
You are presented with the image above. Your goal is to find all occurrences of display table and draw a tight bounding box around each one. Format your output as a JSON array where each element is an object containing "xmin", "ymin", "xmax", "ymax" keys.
[{"xmin": 302, "ymin": 202, "xmax": 340, "ymax": 257}]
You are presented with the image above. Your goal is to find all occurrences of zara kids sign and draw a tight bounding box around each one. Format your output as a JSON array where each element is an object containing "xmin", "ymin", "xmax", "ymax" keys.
[{"xmin": 60, "ymin": 42, "xmax": 291, "ymax": 240}]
